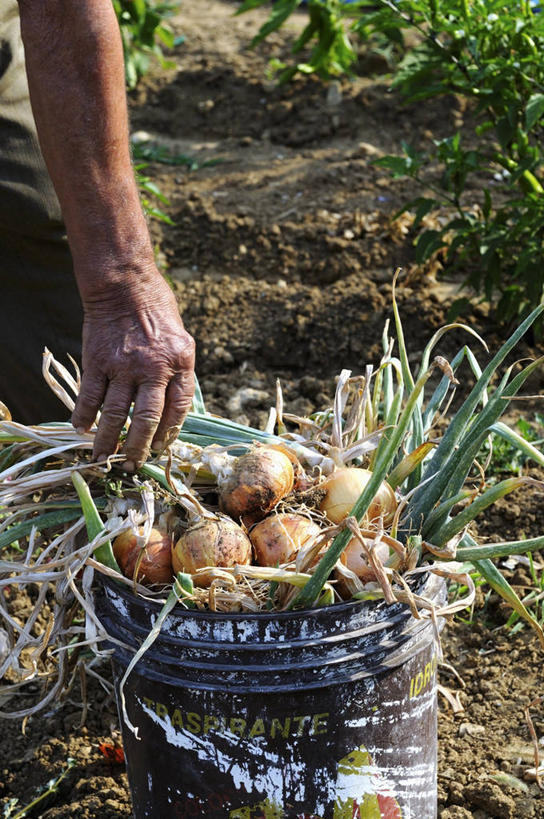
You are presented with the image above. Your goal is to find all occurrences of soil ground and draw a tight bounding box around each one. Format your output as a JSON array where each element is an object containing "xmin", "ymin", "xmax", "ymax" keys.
[{"xmin": 1, "ymin": 3, "xmax": 543, "ymax": 817}]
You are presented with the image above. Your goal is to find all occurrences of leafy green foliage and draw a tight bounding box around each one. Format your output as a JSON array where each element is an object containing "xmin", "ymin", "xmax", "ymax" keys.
[
  {"xmin": 237, "ymin": 0, "xmax": 364, "ymax": 81},
  {"xmin": 135, "ymin": 164, "xmax": 175, "ymax": 225},
  {"xmin": 504, "ymin": 552, "xmax": 544, "ymax": 633},
  {"xmin": 112, "ymin": 1, "xmax": 183, "ymax": 223},
  {"xmin": 113, "ymin": 0, "xmax": 179, "ymax": 89},
  {"xmin": 368, "ymin": 1, "xmax": 544, "ymax": 329},
  {"xmin": 131, "ymin": 142, "xmax": 222, "ymax": 225},
  {"xmin": 132, "ymin": 140, "xmax": 223, "ymax": 171},
  {"xmin": 481, "ymin": 414, "xmax": 544, "ymax": 478},
  {"xmin": 240, "ymin": 0, "xmax": 544, "ymax": 328},
  {"xmin": 3, "ymin": 758, "xmax": 76, "ymax": 818}
]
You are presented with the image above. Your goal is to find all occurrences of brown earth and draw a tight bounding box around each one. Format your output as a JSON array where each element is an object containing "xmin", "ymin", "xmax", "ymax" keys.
[{"xmin": 1, "ymin": 2, "xmax": 543, "ymax": 818}]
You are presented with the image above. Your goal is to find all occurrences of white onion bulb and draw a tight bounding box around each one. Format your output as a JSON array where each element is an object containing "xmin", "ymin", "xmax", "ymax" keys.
[{"xmin": 319, "ymin": 467, "xmax": 396, "ymax": 525}]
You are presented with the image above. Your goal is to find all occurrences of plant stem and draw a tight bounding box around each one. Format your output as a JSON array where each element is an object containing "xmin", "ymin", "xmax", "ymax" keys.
[
  {"xmin": 291, "ymin": 361, "xmax": 436, "ymax": 609},
  {"xmin": 71, "ymin": 472, "xmax": 119, "ymax": 572}
]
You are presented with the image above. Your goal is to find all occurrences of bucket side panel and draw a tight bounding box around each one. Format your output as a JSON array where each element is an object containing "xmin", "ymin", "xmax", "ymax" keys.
[{"xmin": 115, "ymin": 640, "xmax": 438, "ymax": 819}]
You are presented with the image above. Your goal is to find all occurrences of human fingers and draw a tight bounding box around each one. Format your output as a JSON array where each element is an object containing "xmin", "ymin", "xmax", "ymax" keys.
[
  {"xmin": 72, "ymin": 367, "xmax": 107, "ymax": 432},
  {"xmin": 121, "ymin": 382, "xmax": 166, "ymax": 470},
  {"xmin": 151, "ymin": 369, "xmax": 195, "ymax": 451},
  {"xmin": 92, "ymin": 380, "xmax": 135, "ymax": 460}
]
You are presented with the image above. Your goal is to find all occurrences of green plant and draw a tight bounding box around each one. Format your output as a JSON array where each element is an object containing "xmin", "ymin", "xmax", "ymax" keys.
[
  {"xmin": 480, "ymin": 413, "xmax": 544, "ymax": 478},
  {"xmin": 113, "ymin": 2, "xmax": 183, "ymax": 222},
  {"xmin": 3, "ymin": 758, "xmax": 76, "ymax": 818},
  {"xmin": 240, "ymin": 0, "xmax": 544, "ymax": 330},
  {"xmin": 367, "ymin": 1, "xmax": 544, "ymax": 328},
  {"xmin": 132, "ymin": 140, "xmax": 223, "ymax": 171},
  {"xmin": 505, "ymin": 551, "xmax": 544, "ymax": 633},
  {"xmin": 132, "ymin": 143, "xmax": 223, "ymax": 225},
  {"xmin": 236, "ymin": 0, "xmax": 364, "ymax": 82},
  {"xmin": 135, "ymin": 164, "xmax": 175, "ymax": 225},
  {"xmin": 113, "ymin": 0, "xmax": 180, "ymax": 89}
]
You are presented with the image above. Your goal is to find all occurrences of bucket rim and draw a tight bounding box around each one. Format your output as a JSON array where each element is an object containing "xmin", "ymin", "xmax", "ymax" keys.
[{"xmin": 98, "ymin": 570, "xmax": 442, "ymax": 623}]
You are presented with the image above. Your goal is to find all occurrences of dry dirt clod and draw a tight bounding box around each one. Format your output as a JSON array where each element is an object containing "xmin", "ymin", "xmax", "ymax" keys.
[
  {"xmin": 439, "ymin": 807, "xmax": 474, "ymax": 819},
  {"xmin": 464, "ymin": 779, "xmax": 517, "ymax": 817}
]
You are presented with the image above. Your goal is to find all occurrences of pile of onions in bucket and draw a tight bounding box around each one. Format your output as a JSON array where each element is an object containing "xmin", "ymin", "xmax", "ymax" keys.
[
  {"xmin": 111, "ymin": 446, "xmax": 303, "ymax": 590},
  {"xmin": 5, "ymin": 313, "xmax": 543, "ymax": 712},
  {"xmin": 109, "ymin": 445, "xmax": 401, "ymax": 609}
]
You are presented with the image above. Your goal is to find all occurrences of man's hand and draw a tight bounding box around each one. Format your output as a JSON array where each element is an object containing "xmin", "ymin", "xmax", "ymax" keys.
[{"xmin": 72, "ymin": 273, "xmax": 195, "ymax": 470}]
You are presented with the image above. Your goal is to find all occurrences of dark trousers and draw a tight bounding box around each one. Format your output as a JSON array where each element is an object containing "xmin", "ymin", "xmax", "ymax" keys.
[{"xmin": 0, "ymin": 1, "xmax": 82, "ymax": 424}]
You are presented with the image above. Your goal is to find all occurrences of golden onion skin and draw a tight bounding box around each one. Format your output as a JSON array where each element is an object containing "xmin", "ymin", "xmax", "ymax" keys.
[
  {"xmin": 250, "ymin": 513, "xmax": 322, "ymax": 567},
  {"xmin": 319, "ymin": 467, "xmax": 397, "ymax": 526},
  {"xmin": 219, "ymin": 447, "xmax": 294, "ymax": 526},
  {"xmin": 113, "ymin": 526, "xmax": 173, "ymax": 586},
  {"xmin": 172, "ymin": 516, "xmax": 251, "ymax": 586},
  {"xmin": 267, "ymin": 443, "xmax": 310, "ymax": 491},
  {"xmin": 339, "ymin": 535, "xmax": 390, "ymax": 583},
  {"xmin": 334, "ymin": 534, "xmax": 391, "ymax": 599}
]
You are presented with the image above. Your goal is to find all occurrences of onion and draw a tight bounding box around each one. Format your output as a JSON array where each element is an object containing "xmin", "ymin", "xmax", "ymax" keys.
[
  {"xmin": 319, "ymin": 467, "xmax": 397, "ymax": 525},
  {"xmin": 113, "ymin": 526, "xmax": 173, "ymax": 585},
  {"xmin": 219, "ymin": 447, "xmax": 294, "ymax": 526},
  {"xmin": 172, "ymin": 515, "xmax": 251, "ymax": 586},
  {"xmin": 338, "ymin": 535, "xmax": 390, "ymax": 583},
  {"xmin": 250, "ymin": 513, "xmax": 322, "ymax": 567},
  {"xmin": 335, "ymin": 531, "xmax": 400, "ymax": 598},
  {"xmin": 268, "ymin": 443, "xmax": 310, "ymax": 491}
]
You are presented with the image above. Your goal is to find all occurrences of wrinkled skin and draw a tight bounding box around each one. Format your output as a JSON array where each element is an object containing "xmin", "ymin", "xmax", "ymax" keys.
[{"xmin": 74, "ymin": 276, "xmax": 195, "ymax": 469}]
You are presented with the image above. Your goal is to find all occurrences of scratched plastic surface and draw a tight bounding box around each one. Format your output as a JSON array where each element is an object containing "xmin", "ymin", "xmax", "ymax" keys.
[{"xmin": 95, "ymin": 573, "xmax": 446, "ymax": 819}]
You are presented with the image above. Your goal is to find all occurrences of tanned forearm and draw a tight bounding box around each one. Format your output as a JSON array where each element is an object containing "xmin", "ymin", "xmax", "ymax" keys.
[
  {"xmin": 17, "ymin": 0, "xmax": 195, "ymax": 468},
  {"xmin": 17, "ymin": 0, "xmax": 154, "ymax": 295}
]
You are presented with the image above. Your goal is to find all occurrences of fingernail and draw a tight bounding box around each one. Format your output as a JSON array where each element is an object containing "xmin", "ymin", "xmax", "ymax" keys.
[
  {"xmin": 123, "ymin": 460, "xmax": 136, "ymax": 472},
  {"xmin": 76, "ymin": 427, "xmax": 86, "ymax": 435},
  {"xmin": 152, "ymin": 440, "xmax": 164, "ymax": 452}
]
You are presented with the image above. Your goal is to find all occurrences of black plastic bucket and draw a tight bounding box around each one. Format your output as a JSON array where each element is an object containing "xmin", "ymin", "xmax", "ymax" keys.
[{"xmin": 94, "ymin": 573, "xmax": 446, "ymax": 819}]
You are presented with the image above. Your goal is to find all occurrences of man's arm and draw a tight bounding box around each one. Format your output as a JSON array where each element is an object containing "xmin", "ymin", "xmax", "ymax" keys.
[{"xmin": 17, "ymin": 0, "xmax": 195, "ymax": 469}]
